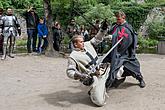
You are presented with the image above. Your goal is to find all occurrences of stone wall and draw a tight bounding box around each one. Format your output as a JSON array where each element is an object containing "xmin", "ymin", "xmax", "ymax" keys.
[
  {"xmin": 15, "ymin": 14, "xmax": 28, "ymax": 39},
  {"xmin": 139, "ymin": 7, "xmax": 165, "ymax": 37}
]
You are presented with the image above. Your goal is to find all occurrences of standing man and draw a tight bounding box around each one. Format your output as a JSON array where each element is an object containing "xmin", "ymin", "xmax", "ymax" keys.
[
  {"xmin": 66, "ymin": 20, "xmax": 109, "ymax": 106},
  {"xmin": 89, "ymin": 19, "xmax": 100, "ymax": 39},
  {"xmin": 105, "ymin": 10, "xmax": 146, "ymax": 89},
  {"xmin": 66, "ymin": 19, "xmax": 79, "ymax": 51},
  {"xmin": 0, "ymin": 8, "xmax": 4, "ymax": 54},
  {"xmin": 1, "ymin": 7, "xmax": 21, "ymax": 60},
  {"xmin": 23, "ymin": 7, "xmax": 39, "ymax": 53},
  {"xmin": 66, "ymin": 19, "xmax": 79, "ymax": 39},
  {"xmin": 52, "ymin": 21, "xmax": 63, "ymax": 51}
]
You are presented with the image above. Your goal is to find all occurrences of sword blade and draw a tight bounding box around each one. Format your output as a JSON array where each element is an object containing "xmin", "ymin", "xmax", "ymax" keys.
[{"xmin": 98, "ymin": 37, "xmax": 123, "ymax": 64}]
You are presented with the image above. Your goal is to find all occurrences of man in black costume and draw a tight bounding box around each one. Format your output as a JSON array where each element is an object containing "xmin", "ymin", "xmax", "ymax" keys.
[
  {"xmin": 23, "ymin": 7, "xmax": 39, "ymax": 53},
  {"xmin": 105, "ymin": 10, "xmax": 146, "ymax": 89}
]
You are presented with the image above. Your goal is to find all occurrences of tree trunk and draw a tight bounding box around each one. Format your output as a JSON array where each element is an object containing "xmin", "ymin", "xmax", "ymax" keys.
[{"xmin": 43, "ymin": 0, "xmax": 59, "ymax": 57}]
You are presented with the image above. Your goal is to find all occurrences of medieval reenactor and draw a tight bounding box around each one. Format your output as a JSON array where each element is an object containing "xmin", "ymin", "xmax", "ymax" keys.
[
  {"xmin": 105, "ymin": 10, "xmax": 146, "ymax": 89},
  {"xmin": 1, "ymin": 7, "xmax": 21, "ymax": 60},
  {"xmin": 66, "ymin": 20, "xmax": 109, "ymax": 106}
]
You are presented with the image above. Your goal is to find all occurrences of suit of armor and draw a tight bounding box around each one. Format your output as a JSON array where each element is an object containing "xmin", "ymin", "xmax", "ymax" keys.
[{"xmin": 1, "ymin": 14, "xmax": 21, "ymax": 60}]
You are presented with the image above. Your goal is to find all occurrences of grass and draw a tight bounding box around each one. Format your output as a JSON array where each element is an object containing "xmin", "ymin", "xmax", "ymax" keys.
[{"xmin": 15, "ymin": 39, "xmax": 27, "ymax": 53}]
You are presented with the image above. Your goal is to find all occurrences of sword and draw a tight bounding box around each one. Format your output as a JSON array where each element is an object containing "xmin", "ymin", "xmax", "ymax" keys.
[
  {"xmin": 98, "ymin": 37, "xmax": 124, "ymax": 64},
  {"xmin": 89, "ymin": 37, "xmax": 124, "ymax": 74}
]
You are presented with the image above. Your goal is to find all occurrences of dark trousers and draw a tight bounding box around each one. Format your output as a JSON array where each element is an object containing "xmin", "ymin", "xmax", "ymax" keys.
[
  {"xmin": 37, "ymin": 37, "xmax": 48, "ymax": 52},
  {"xmin": 122, "ymin": 67, "xmax": 143, "ymax": 80},
  {"xmin": 53, "ymin": 40, "xmax": 60, "ymax": 51},
  {"xmin": 0, "ymin": 35, "xmax": 3, "ymax": 54},
  {"xmin": 27, "ymin": 29, "xmax": 37, "ymax": 53}
]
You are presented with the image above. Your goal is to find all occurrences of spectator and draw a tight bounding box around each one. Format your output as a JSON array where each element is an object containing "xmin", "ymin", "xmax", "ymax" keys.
[
  {"xmin": 89, "ymin": 19, "xmax": 100, "ymax": 39},
  {"xmin": 52, "ymin": 21, "xmax": 63, "ymax": 51},
  {"xmin": 80, "ymin": 25, "xmax": 89, "ymax": 41},
  {"xmin": 66, "ymin": 19, "xmax": 79, "ymax": 51},
  {"xmin": 23, "ymin": 7, "xmax": 39, "ymax": 53},
  {"xmin": 37, "ymin": 17, "xmax": 48, "ymax": 53}
]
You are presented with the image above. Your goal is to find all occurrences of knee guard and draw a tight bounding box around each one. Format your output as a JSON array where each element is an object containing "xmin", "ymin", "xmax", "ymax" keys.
[{"xmin": 3, "ymin": 41, "xmax": 7, "ymax": 47}]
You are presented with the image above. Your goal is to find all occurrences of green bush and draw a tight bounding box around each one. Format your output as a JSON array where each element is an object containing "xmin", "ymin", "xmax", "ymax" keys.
[
  {"xmin": 138, "ymin": 36, "xmax": 158, "ymax": 49},
  {"xmin": 75, "ymin": 3, "xmax": 115, "ymax": 27},
  {"xmin": 111, "ymin": 1, "xmax": 165, "ymax": 31},
  {"xmin": 147, "ymin": 21, "xmax": 165, "ymax": 40}
]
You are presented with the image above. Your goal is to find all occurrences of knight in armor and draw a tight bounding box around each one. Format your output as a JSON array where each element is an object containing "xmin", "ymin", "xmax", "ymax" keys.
[
  {"xmin": 104, "ymin": 10, "xmax": 146, "ymax": 89},
  {"xmin": 0, "ymin": 8, "xmax": 4, "ymax": 54},
  {"xmin": 1, "ymin": 7, "xmax": 21, "ymax": 60},
  {"xmin": 66, "ymin": 20, "xmax": 109, "ymax": 106}
]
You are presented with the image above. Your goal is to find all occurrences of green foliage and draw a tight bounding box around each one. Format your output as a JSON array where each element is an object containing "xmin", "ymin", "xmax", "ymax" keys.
[
  {"xmin": 16, "ymin": 39, "xmax": 27, "ymax": 46},
  {"xmin": 0, "ymin": 0, "xmax": 43, "ymax": 9},
  {"xmin": 62, "ymin": 35, "xmax": 70, "ymax": 45},
  {"xmin": 145, "ymin": 0, "xmax": 165, "ymax": 3},
  {"xmin": 110, "ymin": 1, "xmax": 165, "ymax": 31},
  {"xmin": 138, "ymin": 36, "xmax": 158, "ymax": 49},
  {"xmin": 75, "ymin": 4, "xmax": 115, "ymax": 27},
  {"xmin": 51, "ymin": 0, "xmax": 96, "ymax": 28},
  {"xmin": 147, "ymin": 21, "xmax": 165, "ymax": 40}
]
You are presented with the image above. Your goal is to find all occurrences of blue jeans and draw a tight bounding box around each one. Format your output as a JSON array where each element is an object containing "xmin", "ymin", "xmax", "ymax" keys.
[
  {"xmin": 37, "ymin": 37, "xmax": 48, "ymax": 53},
  {"xmin": 27, "ymin": 29, "xmax": 38, "ymax": 53}
]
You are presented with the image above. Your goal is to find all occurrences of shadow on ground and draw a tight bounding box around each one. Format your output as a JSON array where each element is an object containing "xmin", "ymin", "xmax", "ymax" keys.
[
  {"xmin": 40, "ymin": 85, "xmax": 97, "ymax": 108},
  {"xmin": 117, "ymin": 82, "xmax": 139, "ymax": 89}
]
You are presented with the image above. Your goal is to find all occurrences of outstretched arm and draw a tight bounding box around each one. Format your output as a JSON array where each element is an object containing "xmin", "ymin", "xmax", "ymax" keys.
[{"xmin": 90, "ymin": 19, "xmax": 108, "ymax": 46}]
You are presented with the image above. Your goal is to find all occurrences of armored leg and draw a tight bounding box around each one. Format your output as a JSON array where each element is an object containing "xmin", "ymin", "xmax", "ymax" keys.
[
  {"xmin": 8, "ymin": 36, "xmax": 15, "ymax": 58},
  {"xmin": 1, "ymin": 36, "xmax": 8, "ymax": 60}
]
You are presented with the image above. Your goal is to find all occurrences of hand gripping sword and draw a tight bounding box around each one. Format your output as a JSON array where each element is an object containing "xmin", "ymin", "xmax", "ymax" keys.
[
  {"xmin": 98, "ymin": 37, "xmax": 123, "ymax": 64},
  {"xmin": 89, "ymin": 37, "xmax": 124, "ymax": 74}
]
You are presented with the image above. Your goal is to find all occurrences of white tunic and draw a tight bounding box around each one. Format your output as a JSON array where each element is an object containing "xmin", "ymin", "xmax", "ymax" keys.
[{"xmin": 66, "ymin": 30, "xmax": 107, "ymax": 79}]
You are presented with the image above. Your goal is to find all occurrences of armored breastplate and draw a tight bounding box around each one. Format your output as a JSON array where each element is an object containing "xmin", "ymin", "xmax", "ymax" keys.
[
  {"xmin": 2, "ymin": 15, "xmax": 18, "ymax": 37},
  {"xmin": 3, "ymin": 15, "xmax": 16, "ymax": 27}
]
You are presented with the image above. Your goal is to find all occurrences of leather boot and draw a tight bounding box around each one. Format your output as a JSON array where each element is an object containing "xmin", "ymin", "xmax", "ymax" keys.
[
  {"xmin": 139, "ymin": 78, "xmax": 146, "ymax": 88},
  {"xmin": 137, "ymin": 76, "xmax": 146, "ymax": 88},
  {"xmin": 112, "ymin": 77, "xmax": 126, "ymax": 88}
]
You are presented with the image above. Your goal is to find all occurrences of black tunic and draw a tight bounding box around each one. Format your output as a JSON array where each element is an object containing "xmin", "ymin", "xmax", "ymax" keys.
[{"xmin": 105, "ymin": 22, "xmax": 142, "ymax": 88}]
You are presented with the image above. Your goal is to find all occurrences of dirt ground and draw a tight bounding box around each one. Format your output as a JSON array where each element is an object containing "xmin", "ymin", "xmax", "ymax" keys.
[{"xmin": 0, "ymin": 54, "xmax": 165, "ymax": 110}]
